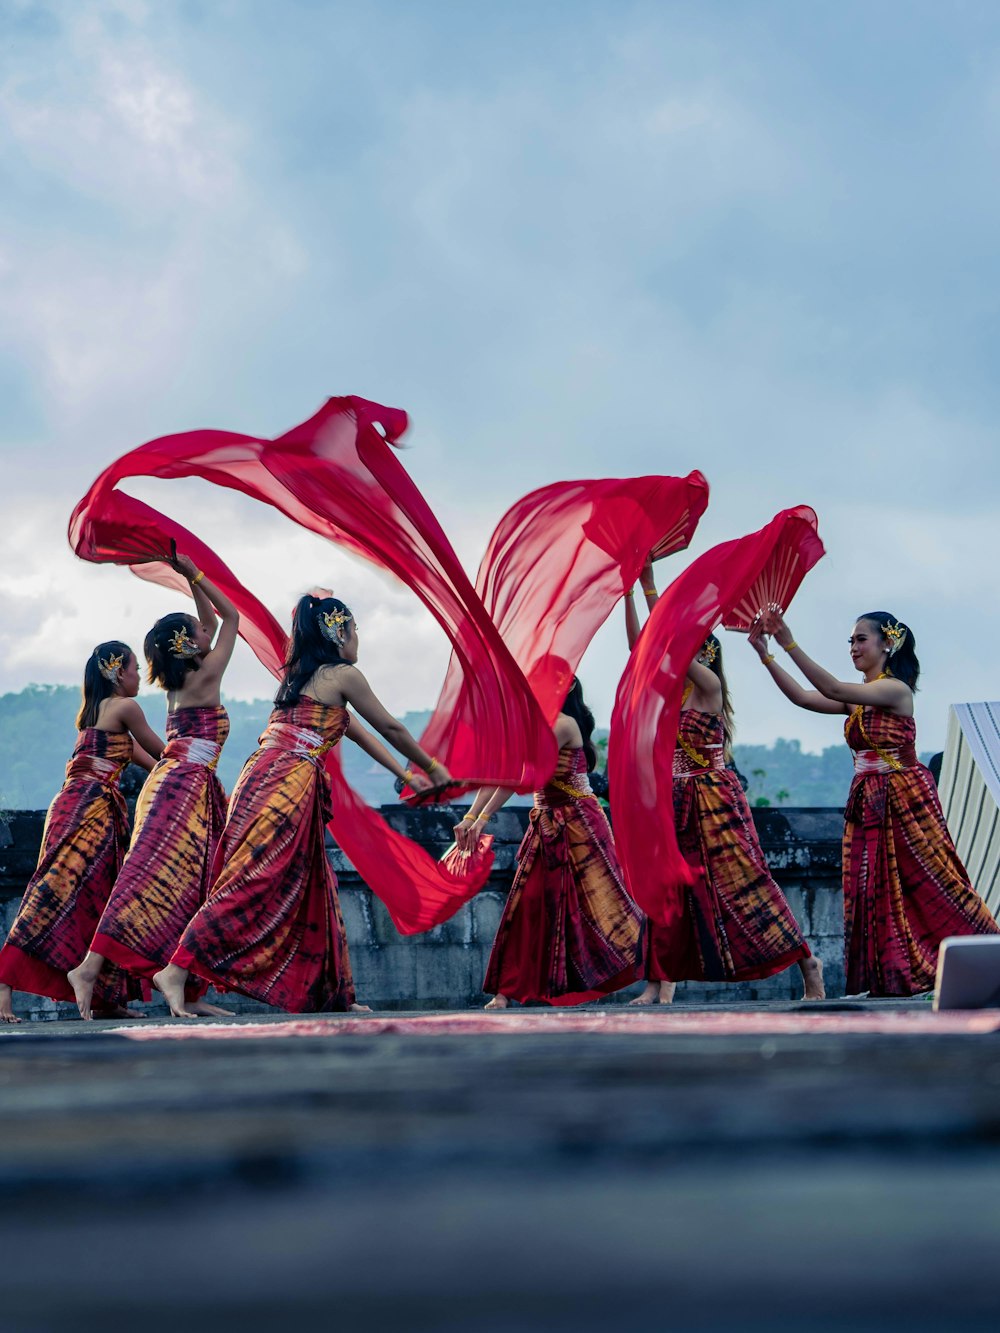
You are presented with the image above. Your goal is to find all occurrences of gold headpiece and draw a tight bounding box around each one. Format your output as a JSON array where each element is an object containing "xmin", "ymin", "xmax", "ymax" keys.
[
  {"xmin": 881, "ymin": 619, "xmax": 908, "ymax": 656},
  {"xmin": 319, "ymin": 608, "xmax": 352, "ymax": 644},
  {"xmin": 97, "ymin": 651, "xmax": 124, "ymax": 683},
  {"xmin": 700, "ymin": 637, "xmax": 718, "ymax": 666},
  {"xmin": 168, "ymin": 625, "xmax": 202, "ymax": 660}
]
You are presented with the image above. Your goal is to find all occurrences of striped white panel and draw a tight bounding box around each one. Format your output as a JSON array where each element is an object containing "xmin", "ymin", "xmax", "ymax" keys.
[{"xmin": 939, "ymin": 703, "xmax": 1000, "ymax": 915}]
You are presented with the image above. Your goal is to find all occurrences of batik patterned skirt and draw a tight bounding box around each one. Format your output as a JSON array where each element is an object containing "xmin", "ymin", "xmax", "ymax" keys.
[
  {"xmin": 91, "ymin": 706, "xmax": 229, "ymax": 995},
  {"xmin": 0, "ymin": 729, "xmax": 138, "ymax": 1009},
  {"xmin": 171, "ymin": 701, "xmax": 356, "ymax": 1013},
  {"xmin": 843, "ymin": 705, "xmax": 998, "ymax": 996},
  {"xmin": 484, "ymin": 746, "xmax": 642, "ymax": 1005},
  {"xmin": 644, "ymin": 709, "xmax": 810, "ymax": 984}
]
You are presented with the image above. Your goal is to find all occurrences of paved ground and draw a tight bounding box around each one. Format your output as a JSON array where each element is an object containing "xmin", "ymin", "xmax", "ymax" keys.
[{"xmin": 2, "ymin": 1000, "xmax": 1000, "ymax": 1332}]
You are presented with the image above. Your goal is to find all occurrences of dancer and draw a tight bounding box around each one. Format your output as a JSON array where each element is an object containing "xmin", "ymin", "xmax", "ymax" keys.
[
  {"xmin": 68, "ymin": 557, "xmax": 238, "ymax": 1019},
  {"xmin": 751, "ymin": 607, "xmax": 998, "ymax": 996},
  {"xmin": 153, "ymin": 593, "xmax": 451, "ymax": 1017},
  {"xmin": 459, "ymin": 677, "xmax": 643, "ymax": 1009},
  {"xmin": 0, "ymin": 643, "xmax": 163, "ymax": 1023},
  {"xmin": 625, "ymin": 560, "xmax": 824, "ymax": 1004}
]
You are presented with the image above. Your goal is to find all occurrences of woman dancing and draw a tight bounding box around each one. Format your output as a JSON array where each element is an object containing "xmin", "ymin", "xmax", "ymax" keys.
[
  {"xmin": 69, "ymin": 557, "xmax": 238, "ymax": 1019},
  {"xmin": 0, "ymin": 642, "xmax": 163, "ymax": 1023},
  {"xmin": 625, "ymin": 561, "xmax": 824, "ymax": 1005},
  {"xmin": 459, "ymin": 677, "xmax": 643, "ymax": 1009},
  {"xmin": 153, "ymin": 592, "xmax": 451, "ymax": 1017},
  {"xmin": 751, "ymin": 607, "xmax": 998, "ymax": 995}
]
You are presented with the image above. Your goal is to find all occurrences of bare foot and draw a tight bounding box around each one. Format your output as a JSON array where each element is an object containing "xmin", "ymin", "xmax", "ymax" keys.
[
  {"xmin": 186, "ymin": 1000, "xmax": 236, "ymax": 1017},
  {"xmin": 349, "ymin": 1002, "xmax": 372, "ymax": 1013},
  {"xmin": 629, "ymin": 981, "xmax": 675, "ymax": 1005},
  {"xmin": 800, "ymin": 955, "xmax": 826, "ymax": 1001},
  {"xmin": 67, "ymin": 955, "xmax": 104, "ymax": 1021},
  {"xmin": 152, "ymin": 965, "xmax": 198, "ymax": 1018},
  {"xmin": 0, "ymin": 983, "xmax": 21, "ymax": 1024},
  {"xmin": 484, "ymin": 994, "xmax": 509, "ymax": 1010}
]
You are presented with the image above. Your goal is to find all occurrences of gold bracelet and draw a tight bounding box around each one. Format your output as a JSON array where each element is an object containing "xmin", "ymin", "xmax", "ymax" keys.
[
  {"xmin": 643, "ymin": 589, "xmax": 657, "ymax": 599},
  {"xmin": 426, "ymin": 757, "xmax": 440, "ymax": 774},
  {"xmin": 762, "ymin": 653, "xmax": 776, "ymax": 665},
  {"xmin": 624, "ymin": 589, "xmax": 634, "ymax": 598},
  {"xmin": 783, "ymin": 641, "xmax": 798, "ymax": 653},
  {"xmin": 402, "ymin": 768, "xmax": 414, "ymax": 784},
  {"xmin": 191, "ymin": 570, "xmax": 205, "ymax": 586},
  {"xmin": 460, "ymin": 812, "xmax": 476, "ymax": 822}
]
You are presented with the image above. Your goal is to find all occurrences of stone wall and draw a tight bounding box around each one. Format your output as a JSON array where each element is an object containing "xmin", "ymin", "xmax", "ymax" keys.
[{"xmin": 0, "ymin": 804, "xmax": 845, "ymax": 1020}]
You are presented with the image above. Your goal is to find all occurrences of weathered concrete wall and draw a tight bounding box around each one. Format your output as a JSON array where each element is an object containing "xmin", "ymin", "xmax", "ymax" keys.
[{"xmin": 0, "ymin": 804, "xmax": 845, "ymax": 1019}]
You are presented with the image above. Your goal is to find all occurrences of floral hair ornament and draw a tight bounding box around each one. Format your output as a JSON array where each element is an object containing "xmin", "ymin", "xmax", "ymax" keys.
[
  {"xmin": 97, "ymin": 651, "xmax": 125, "ymax": 684},
  {"xmin": 319, "ymin": 607, "xmax": 353, "ymax": 644},
  {"xmin": 168, "ymin": 625, "xmax": 202, "ymax": 660},
  {"xmin": 881, "ymin": 619, "xmax": 908, "ymax": 656},
  {"xmin": 699, "ymin": 637, "xmax": 719, "ymax": 666}
]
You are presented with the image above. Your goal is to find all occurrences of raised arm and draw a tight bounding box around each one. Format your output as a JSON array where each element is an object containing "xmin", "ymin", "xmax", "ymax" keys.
[
  {"xmin": 764, "ymin": 610, "xmax": 911, "ymax": 712},
  {"xmin": 625, "ymin": 557, "xmax": 658, "ymax": 652},
  {"xmin": 345, "ymin": 714, "xmax": 431, "ymax": 791},
  {"xmin": 748, "ymin": 623, "xmax": 847, "ymax": 715},
  {"xmin": 174, "ymin": 555, "xmax": 240, "ymax": 679},
  {"xmin": 325, "ymin": 665, "xmax": 453, "ymax": 788},
  {"xmin": 624, "ymin": 590, "xmax": 641, "ymax": 651}
]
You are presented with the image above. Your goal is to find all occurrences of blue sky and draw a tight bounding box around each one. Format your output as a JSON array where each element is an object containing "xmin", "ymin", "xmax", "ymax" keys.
[{"xmin": 2, "ymin": 0, "xmax": 999, "ymax": 750}]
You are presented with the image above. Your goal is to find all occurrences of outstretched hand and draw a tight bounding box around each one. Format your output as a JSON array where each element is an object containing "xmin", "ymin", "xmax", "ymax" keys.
[
  {"xmin": 747, "ymin": 619, "xmax": 771, "ymax": 661},
  {"xmin": 173, "ymin": 553, "xmax": 200, "ymax": 581},
  {"xmin": 429, "ymin": 759, "xmax": 455, "ymax": 789},
  {"xmin": 761, "ymin": 604, "xmax": 794, "ymax": 648}
]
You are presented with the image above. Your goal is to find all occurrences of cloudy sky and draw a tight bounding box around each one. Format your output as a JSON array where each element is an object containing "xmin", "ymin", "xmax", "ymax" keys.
[{"xmin": 2, "ymin": 0, "xmax": 999, "ymax": 752}]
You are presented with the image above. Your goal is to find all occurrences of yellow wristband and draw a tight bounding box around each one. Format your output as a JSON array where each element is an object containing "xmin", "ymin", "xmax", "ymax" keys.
[
  {"xmin": 762, "ymin": 653, "xmax": 776, "ymax": 665},
  {"xmin": 460, "ymin": 812, "xmax": 476, "ymax": 822},
  {"xmin": 783, "ymin": 641, "xmax": 798, "ymax": 653},
  {"xmin": 624, "ymin": 589, "xmax": 634, "ymax": 598},
  {"xmin": 191, "ymin": 570, "xmax": 205, "ymax": 586},
  {"xmin": 643, "ymin": 589, "xmax": 657, "ymax": 599},
  {"xmin": 426, "ymin": 757, "xmax": 440, "ymax": 774}
]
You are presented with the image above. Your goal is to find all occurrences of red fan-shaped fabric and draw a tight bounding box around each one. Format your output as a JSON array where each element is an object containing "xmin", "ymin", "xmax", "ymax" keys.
[
  {"xmin": 609, "ymin": 507, "xmax": 825, "ymax": 926},
  {"xmin": 68, "ymin": 397, "xmax": 553, "ymax": 933},
  {"xmin": 720, "ymin": 505, "xmax": 824, "ymax": 632},
  {"xmin": 419, "ymin": 472, "xmax": 709, "ymax": 778}
]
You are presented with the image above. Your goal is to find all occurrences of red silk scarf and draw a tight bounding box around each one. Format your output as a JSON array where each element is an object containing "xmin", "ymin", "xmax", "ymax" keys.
[
  {"xmin": 69, "ymin": 398, "xmax": 553, "ymax": 931},
  {"xmin": 419, "ymin": 473, "xmax": 709, "ymax": 772},
  {"xmin": 609, "ymin": 506, "xmax": 825, "ymax": 926}
]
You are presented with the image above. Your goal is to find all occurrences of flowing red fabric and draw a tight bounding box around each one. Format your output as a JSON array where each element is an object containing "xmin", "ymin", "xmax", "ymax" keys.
[
  {"xmin": 68, "ymin": 397, "xmax": 557, "ymax": 932},
  {"xmin": 420, "ymin": 473, "xmax": 709, "ymax": 773},
  {"xmin": 609, "ymin": 507, "xmax": 825, "ymax": 927}
]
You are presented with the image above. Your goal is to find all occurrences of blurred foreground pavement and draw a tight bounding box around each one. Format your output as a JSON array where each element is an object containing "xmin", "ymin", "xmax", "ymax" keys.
[{"xmin": 1, "ymin": 1000, "xmax": 999, "ymax": 1332}]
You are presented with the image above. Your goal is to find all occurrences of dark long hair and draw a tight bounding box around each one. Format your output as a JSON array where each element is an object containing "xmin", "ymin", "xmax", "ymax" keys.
[
  {"xmin": 276, "ymin": 594, "xmax": 354, "ymax": 707},
  {"xmin": 144, "ymin": 613, "xmax": 202, "ymax": 691},
  {"xmin": 76, "ymin": 641, "xmax": 132, "ymax": 730},
  {"xmin": 857, "ymin": 611, "xmax": 920, "ymax": 690},
  {"xmin": 561, "ymin": 676, "xmax": 598, "ymax": 771},
  {"xmin": 701, "ymin": 634, "xmax": 735, "ymax": 758}
]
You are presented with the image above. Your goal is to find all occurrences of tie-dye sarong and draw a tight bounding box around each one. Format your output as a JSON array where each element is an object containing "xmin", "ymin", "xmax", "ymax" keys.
[
  {"xmin": 843, "ymin": 705, "xmax": 998, "ymax": 996},
  {"xmin": 0, "ymin": 729, "xmax": 137, "ymax": 1009},
  {"xmin": 643, "ymin": 709, "xmax": 810, "ymax": 983},
  {"xmin": 484, "ymin": 747, "xmax": 642, "ymax": 1005},
  {"xmin": 171, "ymin": 700, "xmax": 356, "ymax": 1013},
  {"xmin": 91, "ymin": 706, "xmax": 229, "ymax": 993}
]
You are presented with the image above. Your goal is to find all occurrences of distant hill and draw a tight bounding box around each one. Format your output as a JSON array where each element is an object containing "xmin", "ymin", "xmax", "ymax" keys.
[
  {"xmin": 0, "ymin": 684, "xmax": 935, "ymax": 812},
  {"xmin": 0, "ymin": 685, "xmax": 433, "ymax": 810}
]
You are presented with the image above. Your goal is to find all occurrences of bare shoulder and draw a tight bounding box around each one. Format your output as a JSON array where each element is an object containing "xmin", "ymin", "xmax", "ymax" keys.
[
  {"xmin": 310, "ymin": 662, "xmax": 359, "ymax": 705},
  {"xmin": 101, "ymin": 697, "xmax": 142, "ymax": 731},
  {"xmin": 554, "ymin": 712, "xmax": 583, "ymax": 748}
]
